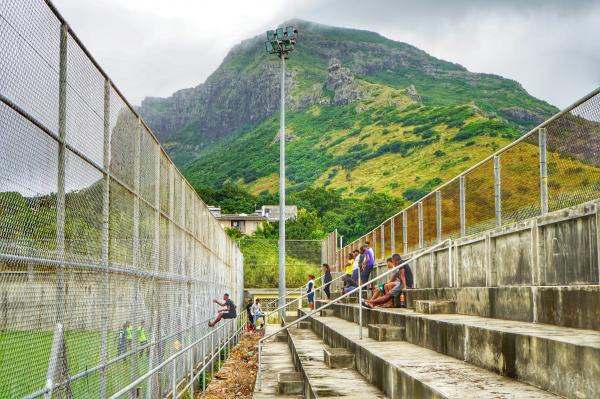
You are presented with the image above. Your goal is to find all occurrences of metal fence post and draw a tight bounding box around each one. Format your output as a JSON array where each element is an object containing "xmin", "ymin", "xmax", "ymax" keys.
[
  {"xmin": 171, "ymin": 358, "xmax": 177, "ymax": 399},
  {"xmin": 99, "ymin": 78, "xmax": 111, "ymax": 399},
  {"xmin": 459, "ymin": 176, "xmax": 466, "ymax": 237},
  {"xmin": 147, "ymin": 142, "xmax": 161, "ymax": 399},
  {"xmin": 418, "ymin": 202, "xmax": 423, "ymax": 249},
  {"xmin": 201, "ymin": 339, "xmax": 206, "ymax": 391},
  {"xmin": 129, "ymin": 119, "xmax": 142, "ymax": 399},
  {"xmin": 436, "ymin": 191, "xmax": 442, "ymax": 242},
  {"xmin": 539, "ymin": 128, "xmax": 549, "ymax": 215},
  {"xmin": 48, "ymin": 22, "xmax": 71, "ymax": 398},
  {"xmin": 402, "ymin": 211, "xmax": 408, "ymax": 255},
  {"xmin": 494, "ymin": 155, "xmax": 502, "ymax": 227}
]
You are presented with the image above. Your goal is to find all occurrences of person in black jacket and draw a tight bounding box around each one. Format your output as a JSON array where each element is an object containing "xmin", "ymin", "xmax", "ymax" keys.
[
  {"xmin": 322, "ymin": 263, "xmax": 332, "ymax": 301},
  {"xmin": 208, "ymin": 293, "xmax": 237, "ymax": 327}
]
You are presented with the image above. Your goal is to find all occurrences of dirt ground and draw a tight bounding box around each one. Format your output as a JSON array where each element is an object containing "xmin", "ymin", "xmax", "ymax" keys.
[{"xmin": 197, "ymin": 329, "xmax": 263, "ymax": 399}]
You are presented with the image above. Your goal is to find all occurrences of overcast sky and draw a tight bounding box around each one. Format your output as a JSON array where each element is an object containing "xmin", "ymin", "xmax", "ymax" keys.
[{"xmin": 53, "ymin": 0, "xmax": 600, "ymax": 109}]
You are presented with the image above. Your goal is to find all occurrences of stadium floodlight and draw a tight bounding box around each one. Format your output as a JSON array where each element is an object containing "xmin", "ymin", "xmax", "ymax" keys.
[
  {"xmin": 264, "ymin": 26, "xmax": 298, "ymax": 58},
  {"xmin": 265, "ymin": 25, "xmax": 298, "ymax": 321}
]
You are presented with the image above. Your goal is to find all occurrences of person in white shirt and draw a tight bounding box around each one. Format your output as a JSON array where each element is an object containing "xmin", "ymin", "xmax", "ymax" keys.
[{"xmin": 251, "ymin": 298, "xmax": 265, "ymax": 328}]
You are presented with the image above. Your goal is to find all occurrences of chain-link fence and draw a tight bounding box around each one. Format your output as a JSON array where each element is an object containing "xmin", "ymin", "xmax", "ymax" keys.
[
  {"xmin": 338, "ymin": 87, "xmax": 600, "ymax": 264},
  {"xmin": 0, "ymin": 1, "xmax": 244, "ymax": 398},
  {"xmin": 239, "ymin": 239, "xmax": 323, "ymax": 288}
]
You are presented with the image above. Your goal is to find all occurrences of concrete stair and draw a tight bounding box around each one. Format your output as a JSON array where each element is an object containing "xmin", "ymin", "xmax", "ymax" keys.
[
  {"xmin": 312, "ymin": 302, "xmax": 600, "ymax": 398},
  {"xmin": 286, "ymin": 322, "xmax": 388, "ymax": 398},
  {"xmin": 300, "ymin": 309, "xmax": 560, "ymax": 399},
  {"xmin": 253, "ymin": 326, "xmax": 302, "ymax": 399}
]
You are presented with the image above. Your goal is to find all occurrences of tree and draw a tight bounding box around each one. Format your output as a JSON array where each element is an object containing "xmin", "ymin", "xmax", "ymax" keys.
[{"xmin": 286, "ymin": 208, "xmax": 325, "ymax": 240}]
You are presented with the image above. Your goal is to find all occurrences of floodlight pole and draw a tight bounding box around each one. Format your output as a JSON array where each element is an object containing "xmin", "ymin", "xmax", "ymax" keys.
[
  {"xmin": 265, "ymin": 26, "xmax": 297, "ymax": 322},
  {"xmin": 278, "ymin": 52, "xmax": 286, "ymax": 322}
]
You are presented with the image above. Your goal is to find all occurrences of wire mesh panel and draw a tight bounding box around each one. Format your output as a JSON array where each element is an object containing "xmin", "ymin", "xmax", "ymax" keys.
[
  {"xmin": 406, "ymin": 205, "xmax": 419, "ymax": 252},
  {"xmin": 465, "ymin": 159, "xmax": 495, "ymax": 235},
  {"xmin": 239, "ymin": 239, "xmax": 323, "ymax": 288},
  {"xmin": 422, "ymin": 194, "xmax": 437, "ymax": 247},
  {"xmin": 109, "ymin": 179, "xmax": 134, "ymax": 269},
  {"xmin": 173, "ymin": 171, "xmax": 183, "ymax": 225},
  {"xmin": 159, "ymin": 152, "xmax": 170, "ymax": 215},
  {"xmin": 440, "ymin": 179, "xmax": 461, "ymax": 239},
  {"xmin": 65, "ymin": 32, "xmax": 104, "ymax": 167},
  {"xmin": 0, "ymin": 103, "xmax": 58, "ymax": 260},
  {"xmin": 109, "ymin": 89, "xmax": 136, "ymax": 191},
  {"xmin": 139, "ymin": 127, "xmax": 157, "ymax": 206},
  {"xmin": 374, "ymin": 227, "xmax": 383, "ymax": 261},
  {"xmin": 500, "ymin": 135, "xmax": 541, "ymax": 225},
  {"xmin": 545, "ymin": 92, "xmax": 600, "ymax": 212},
  {"xmin": 393, "ymin": 214, "xmax": 404, "ymax": 255},
  {"xmin": 0, "ymin": 0, "xmax": 61, "ymax": 133},
  {"xmin": 383, "ymin": 220, "xmax": 392, "ymax": 258},
  {"xmin": 0, "ymin": 2, "xmax": 244, "ymax": 398},
  {"xmin": 64, "ymin": 149, "xmax": 103, "ymax": 263}
]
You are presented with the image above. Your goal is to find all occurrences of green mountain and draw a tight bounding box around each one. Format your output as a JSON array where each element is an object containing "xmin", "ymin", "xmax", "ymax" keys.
[{"xmin": 138, "ymin": 20, "xmax": 558, "ymax": 200}]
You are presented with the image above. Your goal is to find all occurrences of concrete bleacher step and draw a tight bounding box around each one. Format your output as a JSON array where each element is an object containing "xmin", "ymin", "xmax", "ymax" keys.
[
  {"xmin": 326, "ymin": 302, "xmax": 600, "ymax": 399},
  {"xmin": 253, "ymin": 326, "xmax": 302, "ymax": 399},
  {"xmin": 414, "ymin": 299, "xmax": 456, "ymax": 314},
  {"xmin": 300, "ymin": 309, "xmax": 559, "ymax": 399},
  {"xmin": 287, "ymin": 323, "xmax": 388, "ymax": 398},
  {"xmin": 368, "ymin": 324, "xmax": 405, "ymax": 341}
]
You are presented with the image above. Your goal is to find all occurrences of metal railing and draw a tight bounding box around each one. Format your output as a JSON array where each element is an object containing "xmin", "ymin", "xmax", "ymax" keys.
[
  {"xmin": 109, "ymin": 313, "xmax": 248, "ymax": 399},
  {"xmin": 256, "ymin": 239, "xmax": 451, "ymax": 390},
  {"xmin": 0, "ymin": 1, "xmax": 244, "ymax": 398},
  {"xmin": 263, "ymin": 272, "xmax": 347, "ymax": 322},
  {"xmin": 261, "ymin": 273, "xmax": 326, "ymax": 311},
  {"xmin": 337, "ymin": 87, "xmax": 600, "ymax": 267}
]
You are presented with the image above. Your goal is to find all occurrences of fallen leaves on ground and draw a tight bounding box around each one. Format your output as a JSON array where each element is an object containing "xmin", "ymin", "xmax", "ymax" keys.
[{"xmin": 197, "ymin": 329, "xmax": 263, "ymax": 399}]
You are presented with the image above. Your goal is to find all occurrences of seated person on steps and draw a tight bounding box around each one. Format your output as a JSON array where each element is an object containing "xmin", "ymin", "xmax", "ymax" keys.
[
  {"xmin": 341, "ymin": 274, "xmax": 358, "ymax": 294},
  {"xmin": 363, "ymin": 254, "xmax": 412, "ymax": 309},
  {"xmin": 361, "ymin": 257, "xmax": 397, "ymax": 308}
]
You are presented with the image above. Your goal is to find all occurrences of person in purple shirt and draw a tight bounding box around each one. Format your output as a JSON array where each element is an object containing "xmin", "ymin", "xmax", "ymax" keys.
[{"xmin": 361, "ymin": 241, "xmax": 375, "ymax": 284}]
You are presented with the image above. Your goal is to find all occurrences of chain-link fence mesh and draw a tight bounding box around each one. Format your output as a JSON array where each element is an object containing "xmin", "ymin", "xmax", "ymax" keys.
[
  {"xmin": 499, "ymin": 135, "xmax": 541, "ymax": 225},
  {"xmin": 421, "ymin": 193, "xmax": 437, "ymax": 247},
  {"xmin": 545, "ymin": 91, "xmax": 600, "ymax": 212},
  {"xmin": 391, "ymin": 213, "xmax": 403, "ymax": 255},
  {"xmin": 340, "ymin": 88, "xmax": 600, "ymax": 265},
  {"xmin": 0, "ymin": 1, "xmax": 244, "ymax": 397},
  {"xmin": 383, "ymin": 220, "xmax": 392, "ymax": 259},
  {"xmin": 406, "ymin": 205, "xmax": 419, "ymax": 252},
  {"xmin": 465, "ymin": 158, "xmax": 496, "ymax": 236},
  {"xmin": 440, "ymin": 179, "xmax": 461, "ymax": 240},
  {"xmin": 239, "ymin": 239, "xmax": 323, "ymax": 288}
]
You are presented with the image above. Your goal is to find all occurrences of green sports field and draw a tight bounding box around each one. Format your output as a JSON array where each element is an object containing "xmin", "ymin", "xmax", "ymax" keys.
[{"xmin": 0, "ymin": 330, "xmax": 150, "ymax": 398}]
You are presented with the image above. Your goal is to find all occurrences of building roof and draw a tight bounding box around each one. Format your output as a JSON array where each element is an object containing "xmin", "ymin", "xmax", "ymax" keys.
[{"xmin": 217, "ymin": 214, "xmax": 268, "ymax": 222}]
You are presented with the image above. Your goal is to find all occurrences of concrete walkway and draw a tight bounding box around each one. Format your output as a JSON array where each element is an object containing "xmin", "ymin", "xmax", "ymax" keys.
[
  {"xmin": 289, "ymin": 324, "xmax": 388, "ymax": 398},
  {"xmin": 253, "ymin": 326, "xmax": 301, "ymax": 399}
]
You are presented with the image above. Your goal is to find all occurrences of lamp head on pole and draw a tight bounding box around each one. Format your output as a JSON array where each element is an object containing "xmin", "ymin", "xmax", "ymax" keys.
[{"xmin": 265, "ymin": 26, "xmax": 298, "ymax": 58}]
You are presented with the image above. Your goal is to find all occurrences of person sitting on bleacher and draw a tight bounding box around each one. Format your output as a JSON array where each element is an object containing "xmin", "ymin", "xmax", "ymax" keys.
[
  {"xmin": 363, "ymin": 253, "xmax": 412, "ymax": 308},
  {"xmin": 361, "ymin": 257, "xmax": 399, "ymax": 308},
  {"xmin": 361, "ymin": 257, "xmax": 397, "ymax": 308},
  {"xmin": 341, "ymin": 274, "xmax": 358, "ymax": 294},
  {"xmin": 390, "ymin": 253, "xmax": 413, "ymax": 307}
]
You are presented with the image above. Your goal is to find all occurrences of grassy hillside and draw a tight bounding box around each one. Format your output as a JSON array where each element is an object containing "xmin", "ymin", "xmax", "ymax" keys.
[
  {"xmin": 183, "ymin": 86, "xmax": 521, "ymax": 200},
  {"xmin": 137, "ymin": 20, "xmax": 564, "ymax": 245}
]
